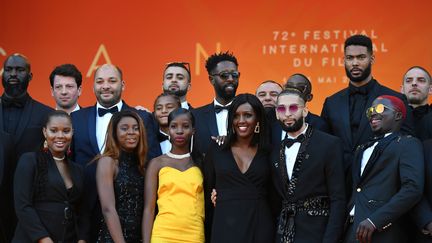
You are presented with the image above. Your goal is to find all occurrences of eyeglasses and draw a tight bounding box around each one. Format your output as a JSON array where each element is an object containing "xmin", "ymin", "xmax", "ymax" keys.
[
  {"xmin": 366, "ymin": 103, "xmax": 396, "ymax": 118},
  {"xmin": 276, "ymin": 104, "xmax": 304, "ymax": 114},
  {"xmin": 211, "ymin": 71, "xmax": 240, "ymax": 80},
  {"xmin": 165, "ymin": 62, "xmax": 191, "ymax": 75}
]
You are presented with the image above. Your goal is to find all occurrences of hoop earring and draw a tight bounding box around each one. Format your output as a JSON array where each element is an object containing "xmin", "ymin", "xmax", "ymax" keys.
[
  {"xmin": 190, "ymin": 135, "xmax": 194, "ymax": 152},
  {"xmin": 254, "ymin": 122, "xmax": 260, "ymax": 133}
]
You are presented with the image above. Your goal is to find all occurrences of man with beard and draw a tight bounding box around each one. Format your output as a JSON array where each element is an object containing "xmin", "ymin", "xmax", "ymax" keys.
[
  {"xmin": 49, "ymin": 63, "xmax": 82, "ymax": 114},
  {"xmin": 320, "ymin": 35, "xmax": 414, "ymax": 187},
  {"xmin": 284, "ymin": 73, "xmax": 329, "ymax": 133},
  {"xmin": 270, "ymin": 88, "xmax": 346, "ymax": 243},
  {"xmin": 0, "ymin": 53, "xmax": 53, "ymax": 241},
  {"xmin": 162, "ymin": 62, "xmax": 193, "ymax": 109},
  {"xmin": 344, "ymin": 95, "xmax": 423, "ymax": 243},
  {"xmin": 400, "ymin": 66, "xmax": 432, "ymax": 140},
  {"xmin": 192, "ymin": 51, "xmax": 239, "ymax": 154},
  {"xmin": 70, "ymin": 63, "xmax": 160, "ymax": 242}
]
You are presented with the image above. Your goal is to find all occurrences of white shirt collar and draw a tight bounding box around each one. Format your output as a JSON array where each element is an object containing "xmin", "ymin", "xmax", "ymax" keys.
[{"xmin": 213, "ymin": 98, "xmax": 232, "ymax": 107}]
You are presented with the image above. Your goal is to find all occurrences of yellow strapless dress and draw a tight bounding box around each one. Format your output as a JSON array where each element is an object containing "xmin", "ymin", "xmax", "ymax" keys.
[{"xmin": 151, "ymin": 166, "xmax": 204, "ymax": 243}]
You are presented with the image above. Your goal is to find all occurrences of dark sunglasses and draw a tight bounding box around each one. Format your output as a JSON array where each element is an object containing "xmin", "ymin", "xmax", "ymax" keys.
[
  {"xmin": 211, "ymin": 71, "xmax": 240, "ymax": 80},
  {"xmin": 276, "ymin": 104, "xmax": 304, "ymax": 114},
  {"xmin": 366, "ymin": 103, "xmax": 396, "ymax": 118}
]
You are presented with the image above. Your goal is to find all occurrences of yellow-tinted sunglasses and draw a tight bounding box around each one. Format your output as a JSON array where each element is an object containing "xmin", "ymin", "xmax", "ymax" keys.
[{"xmin": 366, "ymin": 103, "xmax": 396, "ymax": 118}]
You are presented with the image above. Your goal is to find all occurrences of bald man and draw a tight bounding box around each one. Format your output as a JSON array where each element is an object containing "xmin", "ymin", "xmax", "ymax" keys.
[{"xmin": 70, "ymin": 64, "xmax": 161, "ymax": 241}]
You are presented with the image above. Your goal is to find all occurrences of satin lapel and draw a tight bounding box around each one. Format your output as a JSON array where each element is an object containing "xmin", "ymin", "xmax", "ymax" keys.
[
  {"xmin": 15, "ymin": 98, "xmax": 33, "ymax": 142},
  {"xmin": 0, "ymin": 98, "xmax": 3, "ymax": 132},
  {"xmin": 87, "ymin": 106, "xmax": 100, "ymax": 154},
  {"xmin": 354, "ymin": 82, "xmax": 380, "ymax": 146},
  {"xmin": 204, "ymin": 104, "xmax": 218, "ymax": 136},
  {"xmin": 338, "ymin": 91, "xmax": 353, "ymax": 148},
  {"xmin": 352, "ymin": 148, "xmax": 365, "ymax": 186},
  {"xmin": 271, "ymin": 121, "xmax": 282, "ymax": 146},
  {"xmin": 271, "ymin": 140, "xmax": 288, "ymax": 196}
]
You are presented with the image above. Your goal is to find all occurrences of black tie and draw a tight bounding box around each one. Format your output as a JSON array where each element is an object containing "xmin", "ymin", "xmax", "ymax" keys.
[
  {"xmin": 363, "ymin": 134, "xmax": 384, "ymax": 149},
  {"xmin": 157, "ymin": 132, "xmax": 169, "ymax": 142},
  {"xmin": 283, "ymin": 134, "xmax": 306, "ymax": 148},
  {"xmin": 214, "ymin": 105, "xmax": 230, "ymax": 114},
  {"xmin": 98, "ymin": 106, "xmax": 118, "ymax": 117}
]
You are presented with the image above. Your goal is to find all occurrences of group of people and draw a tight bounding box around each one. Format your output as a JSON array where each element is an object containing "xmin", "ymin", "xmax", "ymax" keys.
[{"xmin": 0, "ymin": 34, "xmax": 431, "ymax": 243}]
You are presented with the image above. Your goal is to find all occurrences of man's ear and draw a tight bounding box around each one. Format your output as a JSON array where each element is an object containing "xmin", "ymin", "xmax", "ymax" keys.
[
  {"xmin": 209, "ymin": 76, "xmax": 215, "ymax": 85},
  {"xmin": 370, "ymin": 54, "xmax": 375, "ymax": 65},
  {"xmin": 395, "ymin": 111, "xmax": 403, "ymax": 121},
  {"xmin": 306, "ymin": 94, "xmax": 313, "ymax": 102},
  {"xmin": 78, "ymin": 86, "xmax": 82, "ymax": 96}
]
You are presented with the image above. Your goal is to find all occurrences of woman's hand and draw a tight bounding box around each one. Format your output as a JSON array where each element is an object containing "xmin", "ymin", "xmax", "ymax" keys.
[
  {"xmin": 211, "ymin": 136, "xmax": 226, "ymax": 146},
  {"xmin": 211, "ymin": 188, "xmax": 217, "ymax": 207}
]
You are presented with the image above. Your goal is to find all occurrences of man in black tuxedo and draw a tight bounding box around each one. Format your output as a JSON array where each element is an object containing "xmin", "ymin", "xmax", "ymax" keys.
[
  {"xmin": 271, "ymin": 88, "xmax": 346, "ymax": 243},
  {"xmin": 321, "ymin": 35, "xmax": 414, "ymax": 178},
  {"xmin": 401, "ymin": 66, "xmax": 432, "ymax": 140},
  {"xmin": 162, "ymin": 62, "xmax": 193, "ymax": 109},
  {"xmin": 344, "ymin": 95, "xmax": 424, "ymax": 243},
  {"xmin": 71, "ymin": 64, "xmax": 161, "ymax": 242},
  {"xmin": 285, "ymin": 73, "xmax": 330, "ymax": 133},
  {"xmin": 0, "ymin": 130, "xmax": 13, "ymax": 242},
  {"xmin": 0, "ymin": 54, "xmax": 53, "ymax": 241},
  {"xmin": 192, "ymin": 51, "xmax": 239, "ymax": 154}
]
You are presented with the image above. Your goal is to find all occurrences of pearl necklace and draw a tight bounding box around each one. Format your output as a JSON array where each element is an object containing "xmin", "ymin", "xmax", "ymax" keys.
[
  {"xmin": 166, "ymin": 151, "xmax": 190, "ymax": 159},
  {"xmin": 53, "ymin": 155, "xmax": 66, "ymax": 161}
]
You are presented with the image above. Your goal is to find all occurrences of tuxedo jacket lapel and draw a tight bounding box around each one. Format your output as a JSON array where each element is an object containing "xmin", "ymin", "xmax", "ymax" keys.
[
  {"xmin": 0, "ymin": 99, "xmax": 4, "ymax": 132},
  {"xmin": 338, "ymin": 91, "xmax": 353, "ymax": 148},
  {"xmin": 204, "ymin": 104, "xmax": 218, "ymax": 136},
  {"xmin": 354, "ymin": 83, "xmax": 380, "ymax": 146},
  {"xmin": 87, "ymin": 106, "xmax": 100, "ymax": 154},
  {"xmin": 15, "ymin": 98, "xmax": 33, "ymax": 142}
]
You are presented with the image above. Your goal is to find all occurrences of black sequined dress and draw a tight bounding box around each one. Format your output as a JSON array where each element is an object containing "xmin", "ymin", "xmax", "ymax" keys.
[{"xmin": 97, "ymin": 152, "xmax": 144, "ymax": 243}]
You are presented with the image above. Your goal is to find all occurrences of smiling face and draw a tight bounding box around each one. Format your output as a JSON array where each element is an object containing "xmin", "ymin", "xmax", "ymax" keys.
[
  {"xmin": 168, "ymin": 113, "xmax": 194, "ymax": 149},
  {"xmin": 210, "ymin": 61, "xmax": 239, "ymax": 103},
  {"xmin": 401, "ymin": 67, "xmax": 431, "ymax": 107},
  {"xmin": 154, "ymin": 95, "xmax": 180, "ymax": 127},
  {"xmin": 43, "ymin": 115, "xmax": 73, "ymax": 158},
  {"xmin": 116, "ymin": 116, "xmax": 140, "ymax": 152},
  {"xmin": 232, "ymin": 102, "xmax": 258, "ymax": 139},
  {"xmin": 2, "ymin": 55, "xmax": 32, "ymax": 97},
  {"xmin": 368, "ymin": 98, "xmax": 402, "ymax": 135},
  {"xmin": 93, "ymin": 64, "xmax": 124, "ymax": 108}
]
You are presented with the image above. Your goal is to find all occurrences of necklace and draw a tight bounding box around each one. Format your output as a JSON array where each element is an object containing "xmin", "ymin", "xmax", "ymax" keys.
[
  {"xmin": 53, "ymin": 155, "xmax": 66, "ymax": 161},
  {"xmin": 166, "ymin": 151, "xmax": 190, "ymax": 159}
]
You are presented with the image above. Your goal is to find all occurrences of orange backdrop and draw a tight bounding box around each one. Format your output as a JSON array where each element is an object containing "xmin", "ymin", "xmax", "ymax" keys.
[{"xmin": 1, "ymin": 0, "xmax": 431, "ymax": 114}]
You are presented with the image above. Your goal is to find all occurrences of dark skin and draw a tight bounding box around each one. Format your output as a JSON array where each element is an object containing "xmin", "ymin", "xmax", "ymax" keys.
[
  {"xmin": 356, "ymin": 97, "xmax": 403, "ymax": 243},
  {"xmin": 284, "ymin": 74, "xmax": 313, "ymax": 102},
  {"xmin": 2, "ymin": 55, "xmax": 32, "ymax": 98},
  {"xmin": 142, "ymin": 113, "xmax": 196, "ymax": 243},
  {"xmin": 209, "ymin": 61, "xmax": 239, "ymax": 105}
]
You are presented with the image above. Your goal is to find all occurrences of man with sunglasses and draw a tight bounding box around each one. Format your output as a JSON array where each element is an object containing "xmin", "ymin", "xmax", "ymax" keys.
[
  {"xmin": 270, "ymin": 88, "xmax": 346, "ymax": 243},
  {"xmin": 162, "ymin": 62, "xmax": 193, "ymax": 109},
  {"xmin": 344, "ymin": 95, "xmax": 423, "ymax": 243},
  {"xmin": 284, "ymin": 73, "xmax": 330, "ymax": 133},
  {"xmin": 192, "ymin": 51, "xmax": 239, "ymax": 154},
  {"xmin": 321, "ymin": 35, "xmax": 414, "ymax": 188}
]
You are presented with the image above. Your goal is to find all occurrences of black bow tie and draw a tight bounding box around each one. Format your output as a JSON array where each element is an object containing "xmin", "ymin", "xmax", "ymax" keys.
[
  {"xmin": 1, "ymin": 94, "xmax": 27, "ymax": 108},
  {"xmin": 98, "ymin": 106, "xmax": 118, "ymax": 117},
  {"xmin": 215, "ymin": 104, "xmax": 230, "ymax": 114},
  {"xmin": 363, "ymin": 134, "xmax": 385, "ymax": 148},
  {"xmin": 158, "ymin": 132, "xmax": 169, "ymax": 142},
  {"xmin": 349, "ymin": 86, "xmax": 368, "ymax": 96},
  {"xmin": 283, "ymin": 134, "xmax": 305, "ymax": 148}
]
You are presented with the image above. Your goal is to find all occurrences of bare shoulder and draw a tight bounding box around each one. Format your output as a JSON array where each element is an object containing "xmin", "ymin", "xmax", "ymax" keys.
[{"xmin": 146, "ymin": 155, "xmax": 168, "ymax": 172}]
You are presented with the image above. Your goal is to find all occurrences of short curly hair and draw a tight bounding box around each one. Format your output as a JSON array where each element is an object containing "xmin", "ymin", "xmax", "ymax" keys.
[{"xmin": 205, "ymin": 51, "xmax": 238, "ymax": 75}]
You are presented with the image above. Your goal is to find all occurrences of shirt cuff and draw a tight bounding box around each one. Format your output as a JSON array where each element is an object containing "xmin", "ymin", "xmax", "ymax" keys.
[{"xmin": 367, "ymin": 218, "xmax": 376, "ymax": 229}]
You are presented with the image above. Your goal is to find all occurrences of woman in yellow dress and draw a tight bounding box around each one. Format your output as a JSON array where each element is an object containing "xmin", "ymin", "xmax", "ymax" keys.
[{"xmin": 142, "ymin": 108, "xmax": 204, "ymax": 243}]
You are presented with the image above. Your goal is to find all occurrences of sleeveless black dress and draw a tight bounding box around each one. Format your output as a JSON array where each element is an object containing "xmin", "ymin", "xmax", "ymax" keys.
[{"xmin": 97, "ymin": 152, "xmax": 144, "ymax": 243}]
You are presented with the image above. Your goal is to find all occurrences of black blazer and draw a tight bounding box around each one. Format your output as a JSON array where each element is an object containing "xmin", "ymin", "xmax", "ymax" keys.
[
  {"xmin": 191, "ymin": 103, "xmax": 219, "ymax": 155},
  {"xmin": 70, "ymin": 101, "xmax": 161, "ymax": 241},
  {"xmin": 348, "ymin": 134, "xmax": 424, "ymax": 242},
  {"xmin": 12, "ymin": 152, "xmax": 85, "ymax": 242},
  {"xmin": 270, "ymin": 124, "xmax": 346, "ymax": 243},
  {"xmin": 321, "ymin": 79, "xmax": 415, "ymax": 172},
  {"xmin": 0, "ymin": 131, "xmax": 14, "ymax": 242}
]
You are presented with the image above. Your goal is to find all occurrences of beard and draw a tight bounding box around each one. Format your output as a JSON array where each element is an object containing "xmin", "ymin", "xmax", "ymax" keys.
[
  {"xmin": 164, "ymin": 87, "xmax": 187, "ymax": 98},
  {"xmin": 280, "ymin": 117, "xmax": 304, "ymax": 133},
  {"xmin": 345, "ymin": 62, "xmax": 372, "ymax": 83},
  {"xmin": 215, "ymin": 83, "xmax": 237, "ymax": 101},
  {"xmin": 2, "ymin": 77, "xmax": 30, "ymax": 98}
]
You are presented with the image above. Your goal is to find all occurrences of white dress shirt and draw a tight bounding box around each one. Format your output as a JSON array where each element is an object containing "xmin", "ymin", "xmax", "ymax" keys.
[
  {"xmin": 181, "ymin": 101, "xmax": 190, "ymax": 110},
  {"xmin": 214, "ymin": 99, "xmax": 232, "ymax": 136},
  {"xmin": 159, "ymin": 130, "xmax": 172, "ymax": 154},
  {"xmin": 282, "ymin": 124, "xmax": 308, "ymax": 180},
  {"xmin": 350, "ymin": 133, "xmax": 391, "ymax": 216},
  {"xmin": 96, "ymin": 101, "xmax": 123, "ymax": 152}
]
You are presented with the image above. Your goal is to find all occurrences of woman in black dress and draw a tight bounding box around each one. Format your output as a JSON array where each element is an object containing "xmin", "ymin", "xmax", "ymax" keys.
[
  {"xmin": 96, "ymin": 110, "xmax": 147, "ymax": 242},
  {"xmin": 204, "ymin": 93, "xmax": 275, "ymax": 243},
  {"xmin": 13, "ymin": 110, "xmax": 86, "ymax": 243}
]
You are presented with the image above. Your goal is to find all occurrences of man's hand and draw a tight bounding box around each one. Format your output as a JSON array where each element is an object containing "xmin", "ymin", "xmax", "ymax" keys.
[
  {"xmin": 135, "ymin": 105, "xmax": 150, "ymax": 112},
  {"xmin": 211, "ymin": 188, "xmax": 217, "ymax": 207},
  {"xmin": 356, "ymin": 219, "xmax": 376, "ymax": 243}
]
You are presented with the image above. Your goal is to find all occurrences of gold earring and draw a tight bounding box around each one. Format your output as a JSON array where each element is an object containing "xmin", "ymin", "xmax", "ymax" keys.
[{"xmin": 254, "ymin": 122, "xmax": 260, "ymax": 133}]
